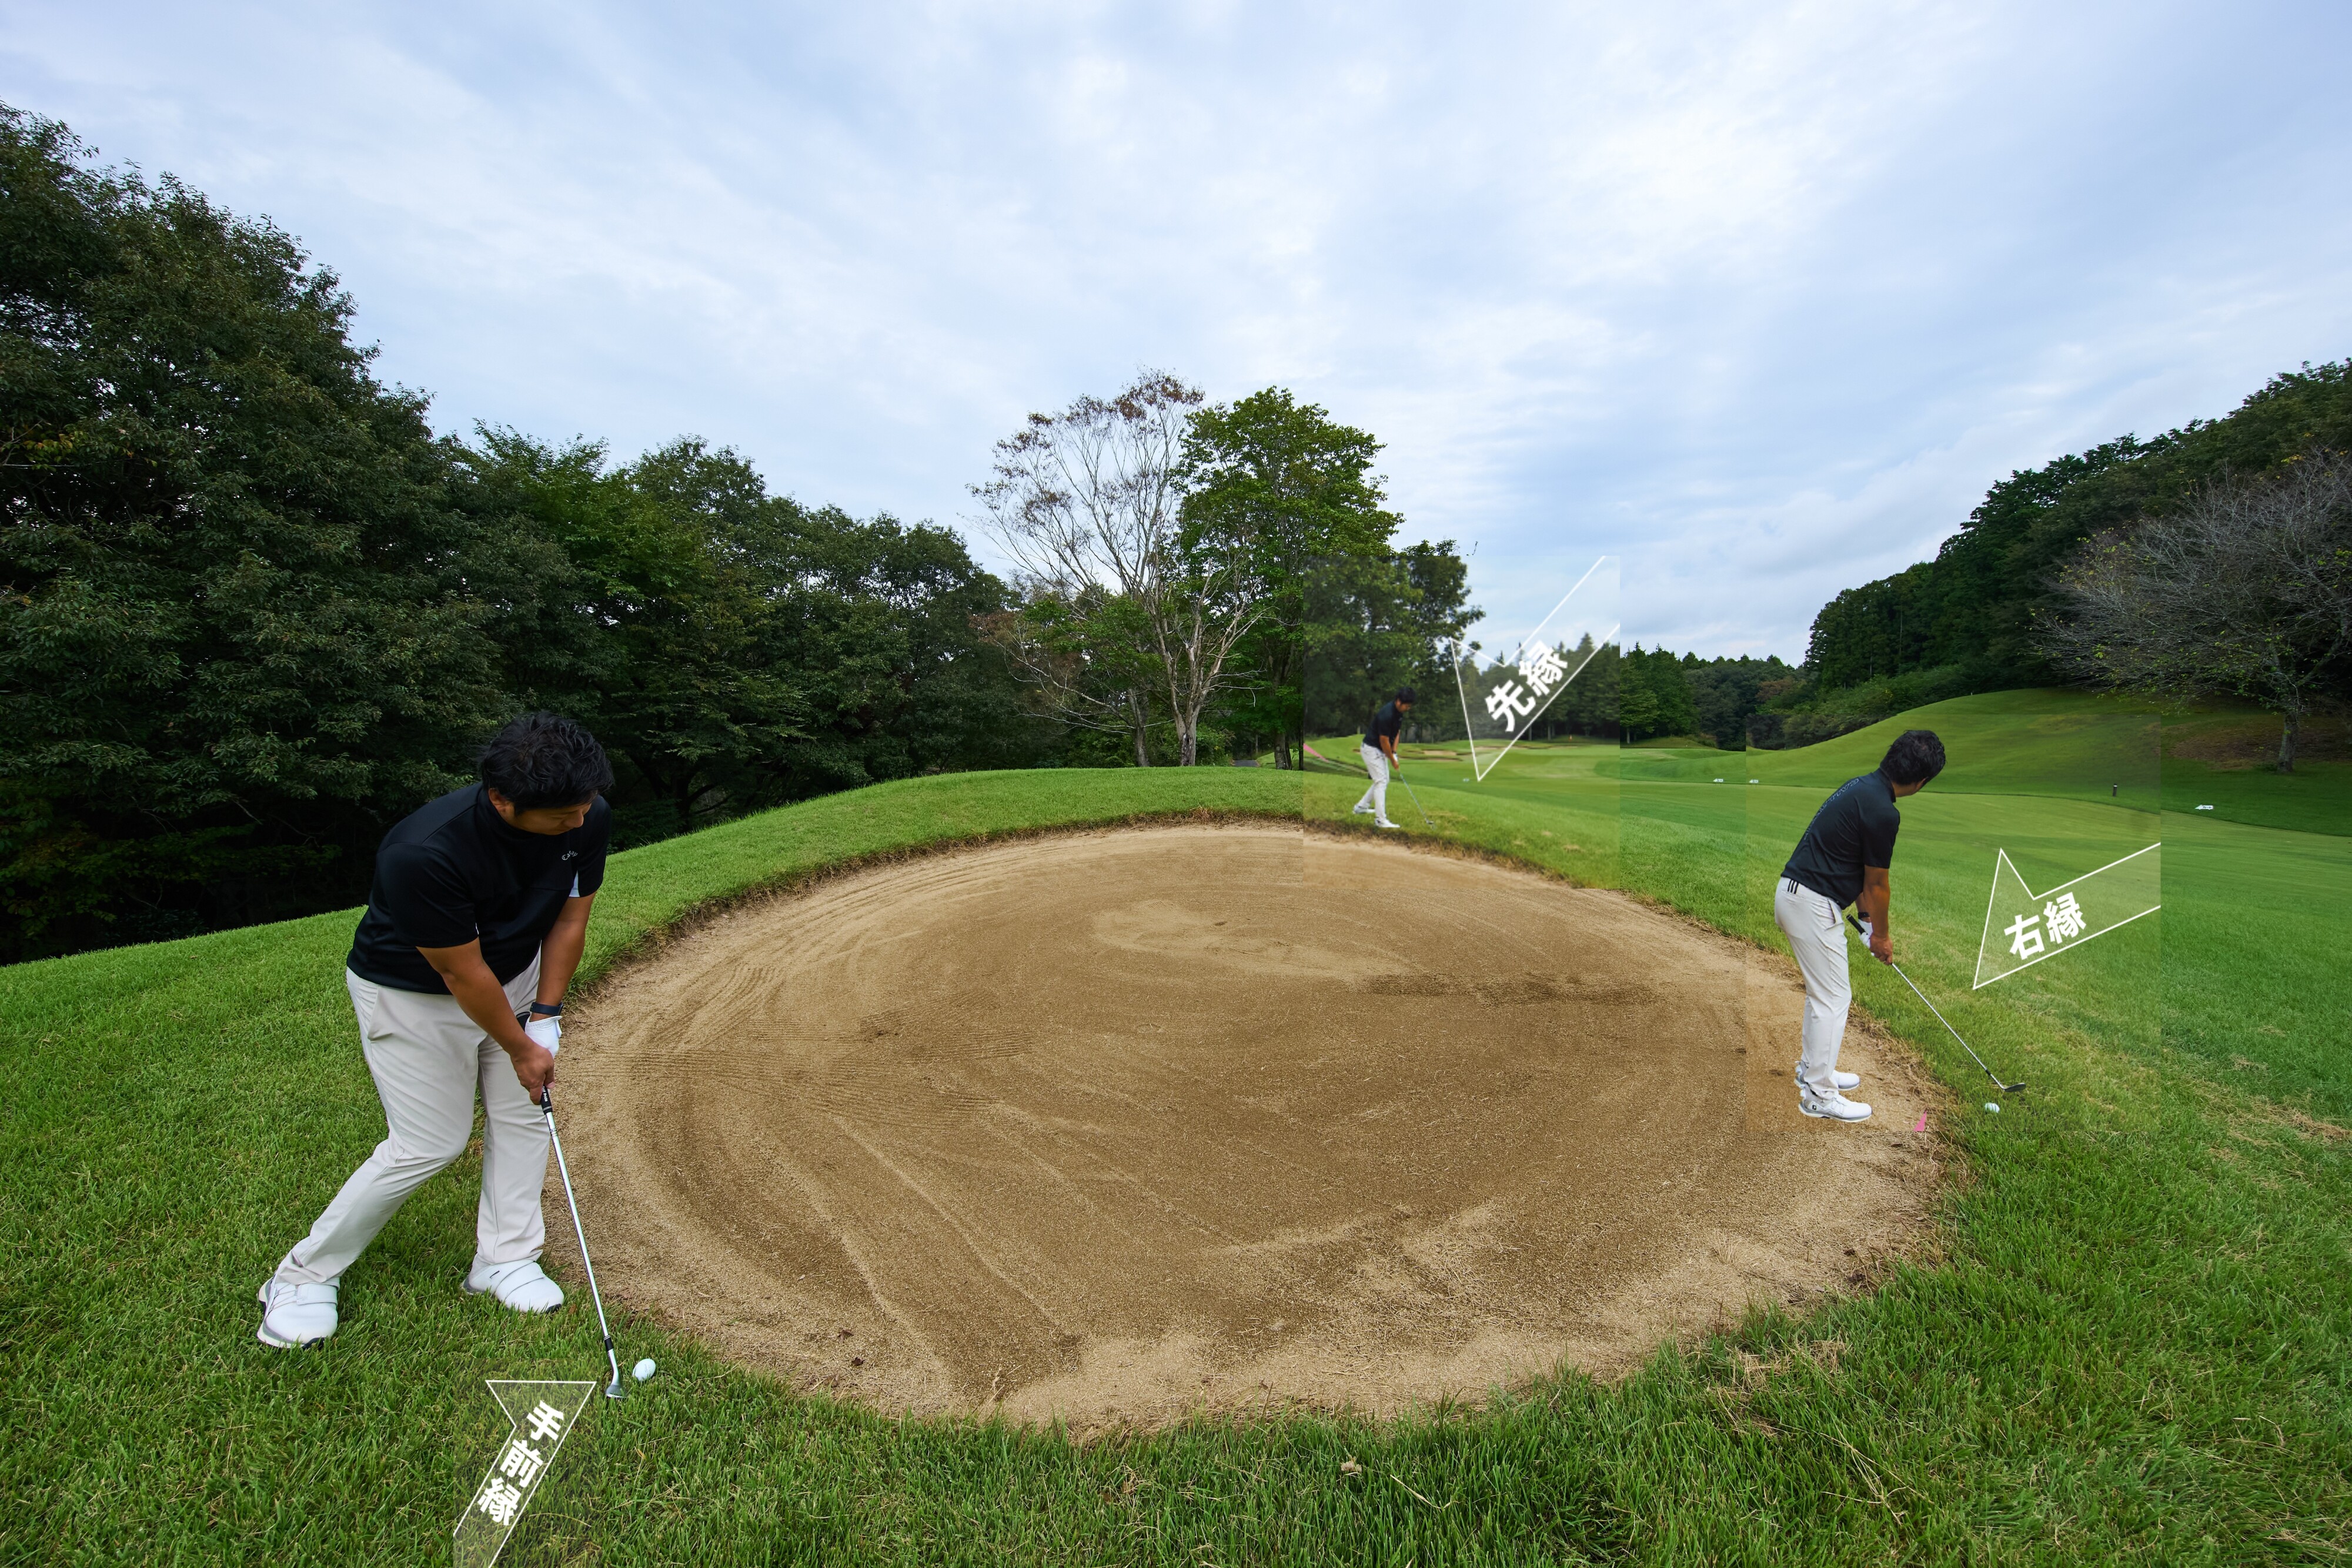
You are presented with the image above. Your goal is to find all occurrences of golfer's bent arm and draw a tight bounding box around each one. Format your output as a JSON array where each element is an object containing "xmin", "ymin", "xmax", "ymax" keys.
[
  {"xmin": 535, "ymin": 892, "xmax": 596, "ymax": 1012},
  {"xmin": 417, "ymin": 940, "xmax": 557, "ymax": 1096},
  {"xmin": 1857, "ymin": 866, "xmax": 1893, "ymax": 964}
]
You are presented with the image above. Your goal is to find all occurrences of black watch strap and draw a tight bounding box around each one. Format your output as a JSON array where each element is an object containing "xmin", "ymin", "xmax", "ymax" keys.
[{"xmin": 529, "ymin": 1001, "xmax": 563, "ymax": 1018}]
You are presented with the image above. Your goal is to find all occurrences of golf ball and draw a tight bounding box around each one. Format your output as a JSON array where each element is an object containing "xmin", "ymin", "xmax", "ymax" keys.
[
  {"xmin": 1984, "ymin": 1102, "xmax": 2000, "ymax": 1114},
  {"xmin": 632, "ymin": 1358, "xmax": 657, "ymax": 1382}
]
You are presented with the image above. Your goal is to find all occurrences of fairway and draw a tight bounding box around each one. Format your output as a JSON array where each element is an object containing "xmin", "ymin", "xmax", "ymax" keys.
[{"xmin": 4, "ymin": 696, "xmax": 2348, "ymax": 1563}]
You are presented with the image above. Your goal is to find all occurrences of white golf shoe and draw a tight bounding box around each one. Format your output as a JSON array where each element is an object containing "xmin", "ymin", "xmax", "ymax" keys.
[
  {"xmin": 1352, "ymin": 803, "xmax": 1375, "ymax": 815},
  {"xmin": 466, "ymin": 1258, "xmax": 566, "ymax": 1313},
  {"xmin": 257, "ymin": 1278, "xmax": 339, "ymax": 1348},
  {"xmin": 1799, "ymin": 1091, "xmax": 1873, "ymax": 1122},
  {"xmin": 1797, "ymin": 1065, "xmax": 1862, "ymax": 1092},
  {"xmin": 1376, "ymin": 818, "xmax": 1401, "ymax": 829}
]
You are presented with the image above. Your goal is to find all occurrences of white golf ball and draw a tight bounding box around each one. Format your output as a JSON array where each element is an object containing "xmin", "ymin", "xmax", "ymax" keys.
[
  {"xmin": 632, "ymin": 1358, "xmax": 657, "ymax": 1382},
  {"xmin": 1984, "ymin": 1102, "xmax": 2000, "ymax": 1114}
]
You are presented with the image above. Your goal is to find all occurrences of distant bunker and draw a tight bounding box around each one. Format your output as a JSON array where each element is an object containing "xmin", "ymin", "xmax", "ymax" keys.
[{"xmin": 555, "ymin": 823, "xmax": 1939, "ymax": 1428}]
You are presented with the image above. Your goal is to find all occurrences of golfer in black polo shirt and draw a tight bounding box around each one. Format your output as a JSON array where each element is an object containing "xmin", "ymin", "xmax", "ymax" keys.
[
  {"xmin": 1773, "ymin": 728, "xmax": 1946, "ymax": 1122},
  {"xmin": 1351, "ymin": 687, "xmax": 1415, "ymax": 828},
  {"xmin": 258, "ymin": 713, "xmax": 614, "ymax": 1349}
]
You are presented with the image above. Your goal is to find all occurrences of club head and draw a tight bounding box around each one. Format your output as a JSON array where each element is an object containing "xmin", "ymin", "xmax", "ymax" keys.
[
  {"xmin": 2000, "ymin": 1080, "xmax": 2026, "ymax": 1093},
  {"xmin": 605, "ymin": 1378, "xmax": 626, "ymax": 1401}
]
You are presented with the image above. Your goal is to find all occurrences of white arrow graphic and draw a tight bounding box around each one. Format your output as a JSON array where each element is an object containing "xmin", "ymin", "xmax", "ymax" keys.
[
  {"xmin": 1973, "ymin": 843, "xmax": 2161, "ymax": 989},
  {"xmin": 453, "ymin": 1379, "xmax": 595, "ymax": 1567},
  {"xmin": 1452, "ymin": 555, "xmax": 1618, "ymax": 781}
]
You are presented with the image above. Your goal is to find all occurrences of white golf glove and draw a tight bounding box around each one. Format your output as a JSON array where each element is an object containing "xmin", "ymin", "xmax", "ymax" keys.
[
  {"xmin": 1853, "ymin": 915, "xmax": 1875, "ymax": 946},
  {"xmin": 524, "ymin": 1014, "xmax": 562, "ymax": 1055}
]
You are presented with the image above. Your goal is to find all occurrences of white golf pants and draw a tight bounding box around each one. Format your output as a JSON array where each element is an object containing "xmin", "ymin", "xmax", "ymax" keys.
[
  {"xmin": 271, "ymin": 958, "xmax": 549, "ymax": 1289},
  {"xmin": 1773, "ymin": 878, "xmax": 1852, "ymax": 1102},
  {"xmin": 1355, "ymin": 743, "xmax": 1391, "ymax": 821}
]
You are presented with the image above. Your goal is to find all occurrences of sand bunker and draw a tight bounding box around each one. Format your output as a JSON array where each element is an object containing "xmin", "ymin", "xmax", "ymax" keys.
[{"xmin": 555, "ymin": 824, "xmax": 1941, "ymax": 1427}]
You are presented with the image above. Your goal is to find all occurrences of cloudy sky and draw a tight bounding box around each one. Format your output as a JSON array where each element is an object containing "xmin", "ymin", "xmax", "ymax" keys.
[{"xmin": 8, "ymin": 1, "xmax": 2350, "ymax": 657}]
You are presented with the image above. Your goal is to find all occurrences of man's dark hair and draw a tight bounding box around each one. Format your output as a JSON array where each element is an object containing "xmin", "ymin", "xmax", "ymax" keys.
[
  {"xmin": 1395, "ymin": 686, "xmax": 1418, "ymax": 704},
  {"xmin": 479, "ymin": 713, "xmax": 614, "ymax": 808},
  {"xmin": 1879, "ymin": 728, "xmax": 1946, "ymax": 787}
]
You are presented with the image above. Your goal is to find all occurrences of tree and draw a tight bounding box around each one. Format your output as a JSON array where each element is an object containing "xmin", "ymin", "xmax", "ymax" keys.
[
  {"xmin": 0, "ymin": 106, "xmax": 519, "ymax": 957},
  {"xmin": 1616, "ymin": 646, "xmax": 1697, "ymax": 741},
  {"xmin": 1397, "ymin": 541, "xmax": 1481, "ymax": 706},
  {"xmin": 978, "ymin": 583, "xmax": 1161, "ymax": 765},
  {"xmin": 458, "ymin": 432, "xmax": 806, "ymax": 833},
  {"xmin": 1685, "ymin": 654, "xmax": 1796, "ymax": 748},
  {"xmin": 974, "ymin": 371, "xmax": 1280, "ymax": 765},
  {"xmin": 1302, "ymin": 542, "xmax": 1481, "ymax": 740},
  {"xmin": 1547, "ymin": 637, "xmax": 1621, "ymax": 739},
  {"xmin": 0, "ymin": 103, "xmax": 1058, "ymax": 961},
  {"xmin": 469, "ymin": 430, "xmax": 1037, "ymax": 829},
  {"xmin": 1179, "ymin": 388, "xmax": 1398, "ymax": 767},
  {"xmin": 2048, "ymin": 450, "xmax": 2352, "ymax": 772},
  {"xmin": 1614, "ymin": 677, "xmax": 1659, "ymax": 741},
  {"xmin": 1802, "ymin": 362, "xmax": 2352, "ymax": 697},
  {"xmin": 743, "ymin": 499, "xmax": 1041, "ymax": 791}
]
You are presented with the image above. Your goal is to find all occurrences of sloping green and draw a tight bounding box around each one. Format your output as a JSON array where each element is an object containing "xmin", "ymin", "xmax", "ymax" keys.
[
  {"xmin": 1745, "ymin": 690, "xmax": 2164, "ymax": 805},
  {"xmin": 1734, "ymin": 687, "xmax": 2350, "ymax": 835}
]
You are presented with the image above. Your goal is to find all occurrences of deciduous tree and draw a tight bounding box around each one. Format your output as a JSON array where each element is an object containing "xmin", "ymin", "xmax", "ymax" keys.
[
  {"xmin": 2049, "ymin": 450, "xmax": 2352, "ymax": 772},
  {"xmin": 972, "ymin": 372, "xmax": 1215, "ymax": 763}
]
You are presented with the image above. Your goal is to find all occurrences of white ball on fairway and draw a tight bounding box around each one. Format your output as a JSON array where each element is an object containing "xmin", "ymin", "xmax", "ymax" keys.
[
  {"xmin": 1984, "ymin": 1102, "xmax": 2000, "ymax": 1114},
  {"xmin": 632, "ymin": 1358, "xmax": 657, "ymax": 1382}
]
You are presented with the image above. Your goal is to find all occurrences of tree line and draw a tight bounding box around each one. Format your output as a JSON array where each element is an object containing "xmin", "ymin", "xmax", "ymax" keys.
[
  {"xmin": 0, "ymin": 108, "xmax": 1082, "ymax": 959},
  {"xmin": 1433, "ymin": 644, "xmax": 1798, "ymax": 749},
  {"xmin": 1797, "ymin": 362, "xmax": 2352, "ymax": 765},
  {"xmin": 1307, "ymin": 631, "xmax": 1797, "ymax": 753},
  {"xmin": 0, "ymin": 108, "xmax": 1464, "ymax": 961},
  {"xmin": 26, "ymin": 92, "xmax": 2331, "ymax": 964}
]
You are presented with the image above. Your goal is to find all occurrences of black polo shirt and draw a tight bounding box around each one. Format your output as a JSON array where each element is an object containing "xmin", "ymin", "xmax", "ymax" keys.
[
  {"xmin": 1364, "ymin": 701, "xmax": 1406, "ymax": 750},
  {"xmin": 1782, "ymin": 770, "xmax": 1901, "ymax": 908},
  {"xmin": 347, "ymin": 785, "xmax": 612, "ymax": 994}
]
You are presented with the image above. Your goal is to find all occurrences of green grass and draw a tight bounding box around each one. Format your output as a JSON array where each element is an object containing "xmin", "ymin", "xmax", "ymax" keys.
[
  {"xmin": 6, "ymin": 719, "xmax": 2351, "ymax": 1564},
  {"xmin": 2160, "ymin": 810, "xmax": 2352, "ymax": 1118},
  {"xmin": 2154, "ymin": 705, "xmax": 2351, "ymax": 834},
  {"xmin": 1563, "ymin": 688, "xmax": 2348, "ymax": 838},
  {"xmin": 1743, "ymin": 690, "xmax": 2166, "ymax": 810},
  {"xmin": 2157, "ymin": 757, "xmax": 2352, "ymax": 837}
]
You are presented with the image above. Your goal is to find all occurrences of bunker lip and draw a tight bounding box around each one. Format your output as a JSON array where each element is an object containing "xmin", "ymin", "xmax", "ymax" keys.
[{"xmin": 552, "ymin": 823, "xmax": 1945, "ymax": 1431}]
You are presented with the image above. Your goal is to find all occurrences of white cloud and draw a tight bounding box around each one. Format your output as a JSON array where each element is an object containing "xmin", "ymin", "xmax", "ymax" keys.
[{"xmin": 6, "ymin": 0, "xmax": 2350, "ymax": 660}]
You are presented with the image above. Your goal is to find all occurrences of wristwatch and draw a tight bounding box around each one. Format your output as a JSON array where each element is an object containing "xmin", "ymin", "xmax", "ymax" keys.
[{"xmin": 529, "ymin": 1001, "xmax": 563, "ymax": 1018}]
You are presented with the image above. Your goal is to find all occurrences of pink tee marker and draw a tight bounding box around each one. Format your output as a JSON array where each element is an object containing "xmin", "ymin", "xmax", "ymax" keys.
[{"xmin": 1912, "ymin": 1114, "xmax": 1928, "ymax": 1133}]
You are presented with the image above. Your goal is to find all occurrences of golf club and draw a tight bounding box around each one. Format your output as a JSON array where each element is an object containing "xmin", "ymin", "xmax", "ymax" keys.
[
  {"xmin": 1845, "ymin": 914, "xmax": 2024, "ymax": 1092},
  {"xmin": 1390, "ymin": 761, "xmax": 1434, "ymax": 828},
  {"xmin": 539, "ymin": 1086, "xmax": 627, "ymax": 1400}
]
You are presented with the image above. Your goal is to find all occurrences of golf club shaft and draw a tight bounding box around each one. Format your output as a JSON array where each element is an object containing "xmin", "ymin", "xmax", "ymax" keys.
[
  {"xmin": 1392, "ymin": 767, "xmax": 1434, "ymax": 827},
  {"xmin": 540, "ymin": 1090, "xmax": 626, "ymax": 1396},
  {"xmin": 1843, "ymin": 914, "xmax": 2016, "ymax": 1089}
]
